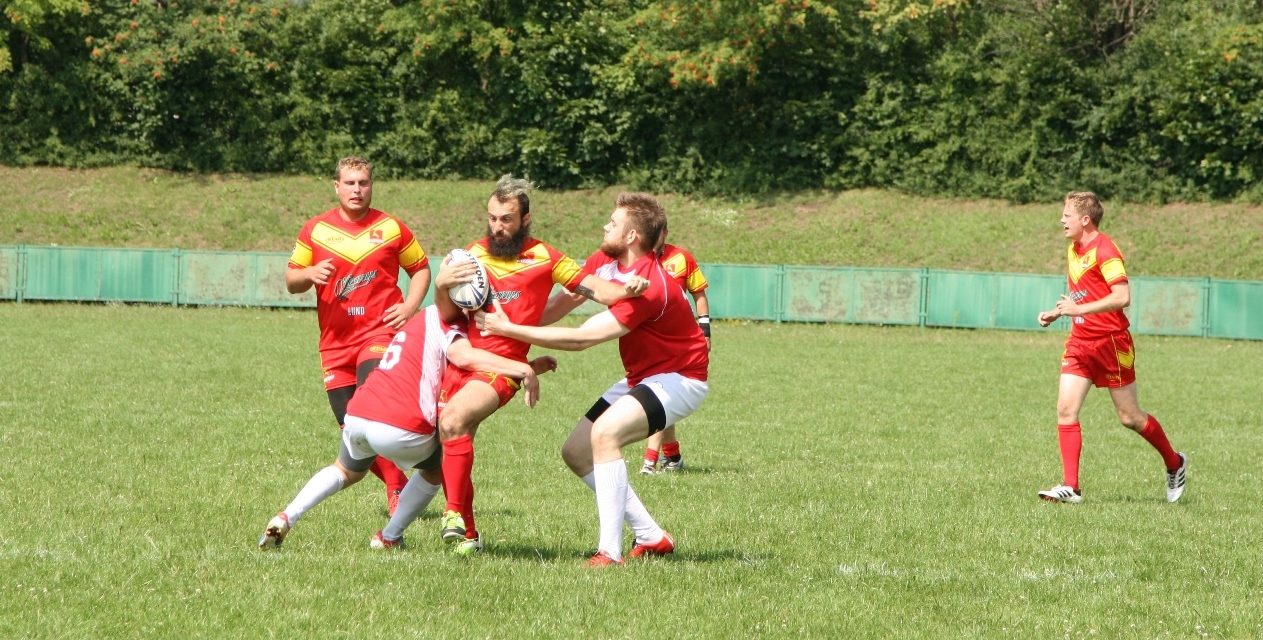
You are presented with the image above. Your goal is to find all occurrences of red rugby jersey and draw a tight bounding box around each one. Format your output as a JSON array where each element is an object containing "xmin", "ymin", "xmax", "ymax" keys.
[
  {"xmin": 1066, "ymin": 232, "xmax": 1130, "ymax": 339},
  {"xmin": 582, "ymin": 251, "xmax": 709, "ymax": 386},
  {"xmin": 289, "ymin": 208, "xmax": 428, "ymax": 354},
  {"xmin": 463, "ymin": 238, "xmax": 585, "ymax": 362},
  {"xmin": 659, "ymin": 244, "xmax": 708, "ymax": 294},
  {"xmin": 346, "ymin": 306, "xmax": 466, "ymax": 435}
]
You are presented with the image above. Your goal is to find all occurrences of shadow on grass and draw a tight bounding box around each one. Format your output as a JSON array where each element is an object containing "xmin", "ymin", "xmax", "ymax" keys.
[{"xmin": 484, "ymin": 543, "xmax": 766, "ymax": 565}]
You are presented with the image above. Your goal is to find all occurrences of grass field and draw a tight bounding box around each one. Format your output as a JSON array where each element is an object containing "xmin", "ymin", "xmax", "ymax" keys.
[
  {"xmin": 5, "ymin": 166, "xmax": 1263, "ymax": 280},
  {"xmin": 2, "ymin": 303, "xmax": 1261, "ymax": 637}
]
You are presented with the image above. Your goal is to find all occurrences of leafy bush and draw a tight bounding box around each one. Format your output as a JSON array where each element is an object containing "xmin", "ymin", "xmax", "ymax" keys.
[{"xmin": 2, "ymin": 0, "xmax": 1262, "ymax": 202}]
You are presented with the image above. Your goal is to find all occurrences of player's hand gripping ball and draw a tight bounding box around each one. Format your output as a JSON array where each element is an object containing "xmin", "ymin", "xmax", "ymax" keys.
[{"xmin": 446, "ymin": 248, "xmax": 491, "ymax": 310}]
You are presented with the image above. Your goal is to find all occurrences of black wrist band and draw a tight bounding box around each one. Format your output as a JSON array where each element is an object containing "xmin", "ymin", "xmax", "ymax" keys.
[{"xmin": 698, "ymin": 315, "xmax": 710, "ymax": 337}]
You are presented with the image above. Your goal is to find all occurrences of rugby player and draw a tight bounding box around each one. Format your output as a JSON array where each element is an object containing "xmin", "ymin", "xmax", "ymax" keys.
[
  {"xmin": 430, "ymin": 175, "xmax": 649, "ymax": 555},
  {"xmin": 479, "ymin": 192, "xmax": 709, "ymax": 566},
  {"xmin": 258, "ymin": 305, "xmax": 555, "ymax": 550},
  {"xmin": 1036, "ymin": 191, "xmax": 1187, "ymax": 504},
  {"xmin": 286, "ymin": 156, "xmax": 430, "ymax": 516},
  {"xmin": 539, "ymin": 223, "xmax": 711, "ymax": 475}
]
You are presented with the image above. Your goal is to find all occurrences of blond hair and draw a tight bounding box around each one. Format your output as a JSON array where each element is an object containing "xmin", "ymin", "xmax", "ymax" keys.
[
  {"xmin": 335, "ymin": 156, "xmax": 373, "ymax": 180},
  {"xmin": 1065, "ymin": 191, "xmax": 1104, "ymax": 226}
]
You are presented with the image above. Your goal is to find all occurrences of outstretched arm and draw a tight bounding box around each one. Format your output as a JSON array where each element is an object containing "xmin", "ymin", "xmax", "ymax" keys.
[
  {"xmin": 446, "ymin": 338, "xmax": 552, "ymax": 408},
  {"xmin": 574, "ymin": 273, "xmax": 649, "ymax": 306},
  {"xmin": 539, "ymin": 290, "xmax": 588, "ymax": 326},
  {"xmin": 480, "ymin": 302, "xmax": 629, "ymax": 351}
]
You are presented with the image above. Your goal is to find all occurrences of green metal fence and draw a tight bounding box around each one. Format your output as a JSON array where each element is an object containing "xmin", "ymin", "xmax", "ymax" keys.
[{"xmin": 3, "ymin": 245, "xmax": 1258, "ymax": 340}]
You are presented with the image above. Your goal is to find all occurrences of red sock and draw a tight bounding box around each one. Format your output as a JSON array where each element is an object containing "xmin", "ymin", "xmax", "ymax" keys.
[
  {"xmin": 368, "ymin": 457, "xmax": 408, "ymax": 494},
  {"xmin": 1138, "ymin": 414, "xmax": 1181, "ymax": 470},
  {"xmin": 662, "ymin": 441, "xmax": 680, "ymax": 458},
  {"xmin": 441, "ymin": 435, "xmax": 477, "ymax": 538},
  {"xmin": 643, "ymin": 449, "xmax": 659, "ymax": 464},
  {"xmin": 1057, "ymin": 423, "xmax": 1082, "ymax": 491}
]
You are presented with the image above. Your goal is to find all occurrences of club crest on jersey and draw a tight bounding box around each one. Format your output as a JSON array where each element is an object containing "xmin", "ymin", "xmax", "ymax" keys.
[
  {"xmin": 369, "ymin": 229, "xmax": 384, "ymax": 245},
  {"xmin": 334, "ymin": 270, "xmax": 379, "ymax": 300}
]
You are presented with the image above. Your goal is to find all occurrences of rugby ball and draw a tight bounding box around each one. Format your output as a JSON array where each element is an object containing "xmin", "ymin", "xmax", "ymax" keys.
[{"xmin": 446, "ymin": 248, "xmax": 491, "ymax": 310}]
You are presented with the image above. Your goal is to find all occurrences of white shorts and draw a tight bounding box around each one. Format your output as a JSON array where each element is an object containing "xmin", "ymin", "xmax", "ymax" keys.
[
  {"xmin": 341, "ymin": 414, "xmax": 439, "ymax": 472},
  {"xmin": 599, "ymin": 372, "xmax": 709, "ymax": 429}
]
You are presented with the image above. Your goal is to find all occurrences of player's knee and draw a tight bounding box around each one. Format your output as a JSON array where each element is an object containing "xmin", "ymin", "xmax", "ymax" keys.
[
  {"xmin": 1118, "ymin": 411, "xmax": 1147, "ymax": 431},
  {"xmin": 1056, "ymin": 405, "xmax": 1079, "ymax": 424},
  {"xmin": 438, "ymin": 413, "xmax": 474, "ymax": 439}
]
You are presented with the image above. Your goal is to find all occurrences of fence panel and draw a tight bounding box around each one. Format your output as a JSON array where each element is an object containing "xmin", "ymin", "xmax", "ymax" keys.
[
  {"xmin": 926, "ymin": 271, "xmax": 1068, "ymax": 331},
  {"xmin": 782, "ymin": 267, "xmax": 921, "ymax": 325},
  {"xmin": 0, "ymin": 246, "xmax": 16, "ymax": 300},
  {"xmin": 1208, "ymin": 280, "xmax": 1263, "ymax": 340},
  {"xmin": 23, "ymin": 246, "xmax": 176, "ymax": 303},
  {"xmin": 1127, "ymin": 277, "xmax": 1206, "ymax": 337},
  {"xmin": 182, "ymin": 251, "xmax": 314, "ymax": 307},
  {"xmin": 703, "ymin": 263, "xmax": 780, "ymax": 320}
]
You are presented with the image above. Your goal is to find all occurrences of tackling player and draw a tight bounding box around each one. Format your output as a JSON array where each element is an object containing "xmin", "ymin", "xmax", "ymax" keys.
[
  {"xmin": 1036, "ymin": 191, "xmax": 1187, "ymax": 504},
  {"xmin": 258, "ymin": 305, "xmax": 555, "ymax": 550},
  {"xmin": 430, "ymin": 175, "xmax": 649, "ymax": 555},
  {"xmin": 479, "ymin": 192, "xmax": 709, "ymax": 567},
  {"xmin": 539, "ymin": 223, "xmax": 711, "ymax": 475},
  {"xmin": 286, "ymin": 156, "xmax": 431, "ymax": 516}
]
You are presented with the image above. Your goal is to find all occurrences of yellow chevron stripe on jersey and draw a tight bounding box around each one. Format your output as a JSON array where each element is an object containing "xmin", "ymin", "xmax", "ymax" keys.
[
  {"xmin": 1067, "ymin": 246, "xmax": 1097, "ymax": 284},
  {"xmin": 310, "ymin": 219, "xmax": 402, "ymax": 265},
  {"xmin": 469, "ymin": 243, "xmax": 553, "ymax": 279},
  {"xmin": 1100, "ymin": 257, "xmax": 1127, "ymax": 283},
  {"xmin": 662, "ymin": 253, "xmax": 688, "ymax": 279},
  {"xmin": 290, "ymin": 239, "xmax": 314, "ymax": 268}
]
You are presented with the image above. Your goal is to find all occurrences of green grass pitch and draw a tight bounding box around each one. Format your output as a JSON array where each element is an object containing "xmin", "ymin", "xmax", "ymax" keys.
[{"xmin": 2, "ymin": 303, "xmax": 1261, "ymax": 637}]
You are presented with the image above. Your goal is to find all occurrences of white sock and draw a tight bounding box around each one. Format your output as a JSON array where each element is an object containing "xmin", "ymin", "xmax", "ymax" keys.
[
  {"xmin": 282, "ymin": 466, "xmax": 345, "ymax": 524},
  {"xmin": 592, "ymin": 460, "xmax": 629, "ymax": 560},
  {"xmin": 623, "ymin": 485, "xmax": 663, "ymax": 545},
  {"xmin": 382, "ymin": 474, "xmax": 442, "ymax": 541},
  {"xmin": 580, "ymin": 472, "xmax": 661, "ymax": 544}
]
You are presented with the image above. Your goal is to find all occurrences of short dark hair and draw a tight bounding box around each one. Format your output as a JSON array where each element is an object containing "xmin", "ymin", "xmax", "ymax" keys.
[
  {"xmin": 492, "ymin": 174, "xmax": 532, "ymax": 217},
  {"xmin": 615, "ymin": 192, "xmax": 666, "ymax": 252},
  {"xmin": 1065, "ymin": 191, "xmax": 1104, "ymax": 226}
]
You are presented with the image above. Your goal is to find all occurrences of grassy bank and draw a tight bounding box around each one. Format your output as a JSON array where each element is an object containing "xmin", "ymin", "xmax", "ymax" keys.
[{"xmin": 5, "ymin": 166, "xmax": 1262, "ymax": 279}]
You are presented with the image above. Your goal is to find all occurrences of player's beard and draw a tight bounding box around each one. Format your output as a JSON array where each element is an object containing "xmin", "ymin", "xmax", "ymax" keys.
[
  {"xmin": 600, "ymin": 237, "xmax": 627, "ymax": 259},
  {"xmin": 486, "ymin": 220, "xmax": 531, "ymax": 259}
]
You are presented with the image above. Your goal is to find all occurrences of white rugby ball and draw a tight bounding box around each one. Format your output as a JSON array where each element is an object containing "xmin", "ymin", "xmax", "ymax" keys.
[{"xmin": 446, "ymin": 248, "xmax": 491, "ymax": 310}]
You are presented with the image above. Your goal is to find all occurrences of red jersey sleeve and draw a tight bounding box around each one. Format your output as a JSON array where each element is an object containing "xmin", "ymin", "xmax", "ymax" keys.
[
  {"xmin": 607, "ymin": 289, "xmax": 661, "ymax": 331},
  {"xmin": 396, "ymin": 220, "xmax": 429, "ymax": 276}
]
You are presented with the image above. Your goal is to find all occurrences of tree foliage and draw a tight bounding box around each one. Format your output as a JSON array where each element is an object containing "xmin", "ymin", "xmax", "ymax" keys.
[{"xmin": 2, "ymin": 0, "xmax": 1262, "ymax": 201}]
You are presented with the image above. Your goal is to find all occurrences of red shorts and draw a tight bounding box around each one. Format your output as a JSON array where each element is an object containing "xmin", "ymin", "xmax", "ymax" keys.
[
  {"xmin": 320, "ymin": 331, "xmax": 396, "ymax": 391},
  {"xmin": 1061, "ymin": 330, "xmax": 1136, "ymax": 388},
  {"xmin": 438, "ymin": 363, "xmax": 521, "ymax": 413}
]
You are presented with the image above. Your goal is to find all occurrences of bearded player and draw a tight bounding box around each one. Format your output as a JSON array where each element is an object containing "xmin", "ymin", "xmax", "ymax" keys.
[
  {"xmin": 479, "ymin": 192, "xmax": 709, "ymax": 567},
  {"xmin": 1036, "ymin": 191, "xmax": 1187, "ymax": 504},
  {"xmin": 286, "ymin": 156, "xmax": 430, "ymax": 515},
  {"xmin": 258, "ymin": 305, "xmax": 555, "ymax": 551},
  {"xmin": 431, "ymin": 175, "xmax": 648, "ymax": 555}
]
